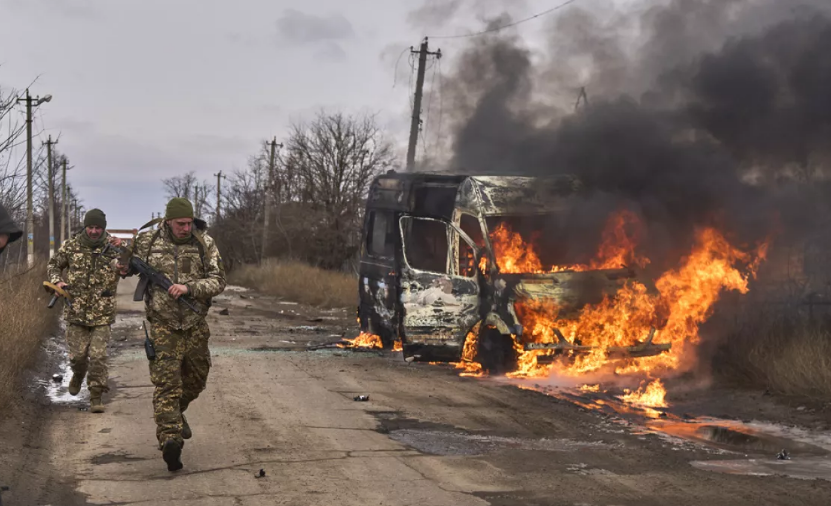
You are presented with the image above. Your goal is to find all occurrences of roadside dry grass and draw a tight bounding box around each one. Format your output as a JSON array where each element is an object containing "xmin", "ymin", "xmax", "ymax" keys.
[
  {"xmin": 0, "ymin": 263, "xmax": 58, "ymax": 410},
  {"xmin": 229, "ymin": 259, "xmax": 357, "ymax": 309},
  {"xmin": 717, "ymin": 318, "xmax": 831, "ymax": 400}
]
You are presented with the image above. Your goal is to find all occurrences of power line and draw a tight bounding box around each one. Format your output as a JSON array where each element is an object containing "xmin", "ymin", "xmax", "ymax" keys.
[
  {"xmin": 427, "ymin": 0, "xmax": 583, "ymax": 40},
  {"xmin": 391, "ymin": 46, "xmax": 410, "ymax": 88}
]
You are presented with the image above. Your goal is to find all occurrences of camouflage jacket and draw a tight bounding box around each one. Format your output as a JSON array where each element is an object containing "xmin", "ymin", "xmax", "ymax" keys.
[
  {"xmin": 47, "ymin": 233, "xmax": 121, "ymax": 326},
  {"xmin": 130, "ymin": 225, "xmax": 226, "ymax": 330}
]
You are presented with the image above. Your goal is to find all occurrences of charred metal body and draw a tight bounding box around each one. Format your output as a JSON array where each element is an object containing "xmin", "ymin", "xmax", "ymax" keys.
[{"xmin": 358, "ymin": 172, "xmax": 670, "ymax": 370}]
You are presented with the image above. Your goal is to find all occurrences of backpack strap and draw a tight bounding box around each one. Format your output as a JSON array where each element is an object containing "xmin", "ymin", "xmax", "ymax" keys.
[
  {"xmin": 143, "ymin": 228, "xmax": 163, "ymax": 263},
  {"xmin": 192, "ymin": 230, "xmax": 207, "ymax": 270}
]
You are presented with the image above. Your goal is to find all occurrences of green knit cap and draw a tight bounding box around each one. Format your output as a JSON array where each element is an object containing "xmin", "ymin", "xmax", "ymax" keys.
[
  {"xmin": 165, "ymin": 197, "xmax": 194, "ymax": 220},
  {"xmin": 84, "ymin": 209, "xmax": 107, "ymax": 229}
]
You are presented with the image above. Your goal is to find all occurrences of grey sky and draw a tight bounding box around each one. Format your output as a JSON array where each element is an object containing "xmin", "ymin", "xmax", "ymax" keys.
[{"xmin": 0, "ymin": 0, "xmax": 599, "ymax": 227}]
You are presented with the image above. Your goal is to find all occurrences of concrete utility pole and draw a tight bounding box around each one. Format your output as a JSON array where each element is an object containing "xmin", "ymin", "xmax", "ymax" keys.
[
  {"xmin": 17, "ymin": 90, "xmax": 52, "ymax": 266},
  {"xmin": 43, "ymin": 135, "xmax": 58, "ymax": 257},
  {"xmin": 261, "ymin": 137, "xmax": 283, "ymax": 263},
  {"xmin": 406, "ymin": 38, "xmax": 441, "ymax": 171},
  {"xmin": 61, "ymin": 158, "xmax": 68, "ymax": 246},
  {"xmin": 214, "ymin": 171, "xmax": 226, "ymax": 221}
]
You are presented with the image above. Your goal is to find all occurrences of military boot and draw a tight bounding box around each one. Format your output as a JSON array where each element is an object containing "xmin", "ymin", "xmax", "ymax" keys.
[
  {"xmin": 162, "ymin": 439, "xmax": 183, "ymax": 472},
  {"xmin": 68, "ymin": 374, "xmax": 83, "ymax": 396},
  {"xmin": 89, "ymin": 388, "xmax": 105, "ymax": 413},
  {"xmin": 181, "ymin": 414, "xmax": 192, "ymax": 440}
]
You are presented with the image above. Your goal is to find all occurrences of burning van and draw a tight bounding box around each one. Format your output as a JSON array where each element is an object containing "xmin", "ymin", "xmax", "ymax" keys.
[{"xmin": 357, "ymin": 172, "xmax": 671, "ymax": 373}]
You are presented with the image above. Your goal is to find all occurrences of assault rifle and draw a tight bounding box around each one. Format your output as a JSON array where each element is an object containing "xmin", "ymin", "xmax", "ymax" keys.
[{"xmin": 104, "ymin": 243, "xmax": 200, "ymax": 313}]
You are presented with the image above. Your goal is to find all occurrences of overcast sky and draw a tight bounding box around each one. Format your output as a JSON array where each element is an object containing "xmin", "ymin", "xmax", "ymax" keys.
[{"xmin": 0, "ymin": 0, "xmax": 610, "ymax": 228}]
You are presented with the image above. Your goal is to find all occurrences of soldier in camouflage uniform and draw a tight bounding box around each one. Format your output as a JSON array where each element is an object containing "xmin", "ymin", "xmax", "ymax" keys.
[
  {"xmin": 0, "ymin": 203, "xmax": 23, "ymax": 256},
  {"xmin": 124, "ymin": 198, "xmax": 225, "ymax": 472},
  {"xmin": 47, "ymin": 209, "xmax": 121, "ymax": 413}
]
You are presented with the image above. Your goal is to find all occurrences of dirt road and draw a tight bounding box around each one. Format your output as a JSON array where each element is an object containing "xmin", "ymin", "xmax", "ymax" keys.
[{"xmin": 1, "ymin": 278, "xmax": 830, "ymax": 505}]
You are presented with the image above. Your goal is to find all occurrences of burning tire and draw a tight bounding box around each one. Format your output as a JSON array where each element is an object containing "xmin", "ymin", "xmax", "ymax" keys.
[{"xmin": 476, "ymin": 327, "xmax": 518, "ymax": 375}]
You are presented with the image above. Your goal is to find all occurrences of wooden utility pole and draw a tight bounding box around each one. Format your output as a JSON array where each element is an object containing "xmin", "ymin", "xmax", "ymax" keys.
[
  {"xmin": 406, "ymin": 38, "xmax": 441, "ymax": 171},
  {"xmin": 214, "ymin": 171, "xmax": 226, "ymax": 221},
  {"xmin": 16, "ymin": 90, "xmax": 51, "ymax": 266},
  {"xmin": 43, "ymin": 135, "xmax": 58, "ymax": 257},
  {"xmin": 23, "ymin": 92, "xmax": 34, "ymax": 266},
  {"xmin": 61, "ymin": 158, "xmax": 67, "ymax": 246},
  {"xmin": 261, "ymin": 138, "xmax": 282, "ymax": 263}
]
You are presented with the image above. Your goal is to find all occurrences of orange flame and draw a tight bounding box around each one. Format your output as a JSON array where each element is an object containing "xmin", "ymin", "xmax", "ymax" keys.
[
  {"xmin": 589, "ymin": 209, "xmax": 650, "ymax": 270},
  {"xmin": 451, "ymin": 324, "xmax": 485, "ymax": 377},
  {"xmin": 492, "ymin": 210, "xmax": 647, "ymax": 274},
  {"xmin": 339, "ymin": 332, "xmax": 383, "ymax": 350},
  {"xmin": 393, "ymin": 340, "xmax": 403, "ymax": 352},
  {"xmin": 620, "ymin": 379, "xmax": 668, "ymax": 408}
]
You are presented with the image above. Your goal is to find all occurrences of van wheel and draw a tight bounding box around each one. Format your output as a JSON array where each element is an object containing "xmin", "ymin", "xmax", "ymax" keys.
[{"xmin": 476, "ymin": 327, "xmax": 518, "ymax": 375}]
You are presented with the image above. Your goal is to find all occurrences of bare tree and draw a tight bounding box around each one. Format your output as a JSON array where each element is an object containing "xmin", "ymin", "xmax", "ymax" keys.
[
  {"xmin": 162, "ymin": 171, "xmax": 198, "ymax": 201},
  {"xmin": 161, "ymin": 171, "xmax": 215, "ymax": 218},
  {"xmin": 0, "ymin": 83, "xmax": 26, "ymax": 213},
  {"xmin": 281, "ymin": 111, "xmax": 396, "ymax": 268},
  {"xmin": 170, "ymin": 110, "xmax": 396, "ymax": 271}
]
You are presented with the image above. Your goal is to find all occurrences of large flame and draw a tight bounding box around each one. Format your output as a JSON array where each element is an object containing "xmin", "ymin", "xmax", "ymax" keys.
[
  {"xmin": 492, "ymin": 211, "xmax": 768, "ymax": 379},
  {"xmin": 509, "ymin": 228, "xmax": 767, "ymax": 378}
]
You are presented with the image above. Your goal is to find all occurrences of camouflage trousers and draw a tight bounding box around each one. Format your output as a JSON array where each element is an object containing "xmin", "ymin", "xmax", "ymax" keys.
[
  {"xmin": 65, "ymin": 324, "xmax": 111, "ymax": 393},
  {"xmin": 148, "ymin": 319, "xmax": 211, "ymax": 448}
]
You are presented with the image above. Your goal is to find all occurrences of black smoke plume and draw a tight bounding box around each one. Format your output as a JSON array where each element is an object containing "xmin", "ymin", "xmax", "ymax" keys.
[{"xmin": 421, "ymin": 0, "xmax": 831, "ymax": 270}]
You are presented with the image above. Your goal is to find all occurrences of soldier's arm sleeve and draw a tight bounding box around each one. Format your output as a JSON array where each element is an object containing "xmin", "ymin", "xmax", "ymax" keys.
[
  {"xmin": 187, "ymin": 237, "xmax": 226, "ymax": 299},
  {"xmin": 46, "ymin": 243, "xmax": 69, "ymax": 284},
  {"xmin": 123, "ymin": 234, "xmax": 149, "ymax": 277}
]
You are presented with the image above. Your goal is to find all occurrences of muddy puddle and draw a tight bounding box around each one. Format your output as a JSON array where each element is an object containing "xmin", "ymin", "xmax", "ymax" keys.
[
  {"xmin": 507, "ymin": 379, "xmax": 831, "ymax": 481},
  {"xmin": 38, "ymin": 314, "xmax": 145, "ymax": 408},
  {"xmin": 35, "ymin": 327, "xmax": 88, "ymax": 408}
]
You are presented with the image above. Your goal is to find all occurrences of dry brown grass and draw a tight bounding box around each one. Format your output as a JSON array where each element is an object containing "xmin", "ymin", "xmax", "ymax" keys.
[
  {"xmin": 229, "ymin": 259, "xmax": 357, "ymax": 309},
  {"xmin": 717, "ymin": 318, "xmax": 831, "ymax": 400},
  {"xmin": 0, "ymin": 263, "xmax": 58, "ymax": 410}
]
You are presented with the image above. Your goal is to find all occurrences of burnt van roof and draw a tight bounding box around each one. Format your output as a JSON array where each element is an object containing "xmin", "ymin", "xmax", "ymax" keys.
[{"xmin": 367, "ymin": 172, "xmax": 583, "ymax": 218}]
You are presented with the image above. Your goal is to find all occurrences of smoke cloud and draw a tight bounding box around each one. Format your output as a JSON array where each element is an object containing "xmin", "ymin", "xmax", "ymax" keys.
[{"xmin": 418, "ymin": 0, "xmax": 831, "ymax": 269}]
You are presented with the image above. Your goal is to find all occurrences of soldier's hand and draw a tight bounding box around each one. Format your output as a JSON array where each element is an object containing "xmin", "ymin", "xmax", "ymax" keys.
[
  {"xmin": 56, "ymin": 281, "xmax": 68, "ymax": 289},
  {"xmin": 169, "ymin": 284, "xmax": 189, "ymax": 299},
  {"xmin": 108, "ymin": 236, "xmax": 123, "ymax": 247},
  {"xmin": 116, "ymin": 263, "xmax": 129, "ymax": 276}
]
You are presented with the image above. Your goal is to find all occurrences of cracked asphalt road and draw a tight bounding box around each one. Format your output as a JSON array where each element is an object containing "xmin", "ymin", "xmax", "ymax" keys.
[{"xmin": 2, "ymin": 277, "xmax": 830, "ymax": 505}]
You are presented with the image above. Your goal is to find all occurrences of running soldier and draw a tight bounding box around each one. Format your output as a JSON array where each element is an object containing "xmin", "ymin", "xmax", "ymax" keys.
[
  {"xmin": 47, "ymin": 209, "xmax": 121, "ymax": 413},
  {"xmin": 124, "ymin": 198, "xmax": 226, "ymax": 471}
]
